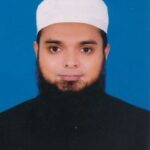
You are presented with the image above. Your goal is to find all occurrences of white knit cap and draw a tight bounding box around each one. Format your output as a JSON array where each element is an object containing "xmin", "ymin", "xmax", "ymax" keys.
[{"xmin": 36, "ymin": 0, "xmax": 109, "ymax": 33}]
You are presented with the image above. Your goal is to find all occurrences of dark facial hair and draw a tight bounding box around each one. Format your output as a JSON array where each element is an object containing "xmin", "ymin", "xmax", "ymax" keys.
[
  {"xmin": 36, "ymin": 59, "xmax": 106, "ymax": 101},
  {"xmin": 36, "ymin": 57, "xmax": 106, "ymax": 126}
]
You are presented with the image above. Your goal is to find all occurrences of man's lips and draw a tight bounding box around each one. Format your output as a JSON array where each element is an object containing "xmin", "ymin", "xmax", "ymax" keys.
[{"xmin": 58, "ymin": 75, "xmax": 82, "ymax": 81}]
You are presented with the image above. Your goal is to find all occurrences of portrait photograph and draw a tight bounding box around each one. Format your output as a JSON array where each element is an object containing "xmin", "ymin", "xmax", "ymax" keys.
[{"xmin": 0, "ymin": 0, "xmax": 149, "ymax": 149}]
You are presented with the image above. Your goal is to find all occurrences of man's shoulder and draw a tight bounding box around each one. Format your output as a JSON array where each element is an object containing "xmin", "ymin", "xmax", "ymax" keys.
[
  {"xmin": 0, "ymin": 96, "xmax": 41, "ymax": 120},
  {"xmin": 102, "ymin": 93, "xmax": 150, "ymax": 124},
  {"xmin": 104, "ymin": 93, "xmax": 149, "ymax": 113},
  {"xmin": 98, "ymin": 94, "xmax": 150, "ymax": 149}
]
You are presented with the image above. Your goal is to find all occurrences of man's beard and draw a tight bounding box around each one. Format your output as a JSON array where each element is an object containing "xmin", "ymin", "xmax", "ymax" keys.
[
  {"xmin": 36, "ymin": 59, "xmax": 106, "ymax": 124},
  {"xmin": 36, "ymin": 60, "xmax": 106, "ymax": 101}
]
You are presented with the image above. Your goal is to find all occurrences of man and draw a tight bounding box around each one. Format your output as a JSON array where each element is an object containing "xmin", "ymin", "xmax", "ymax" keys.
[{"xmin": 0, "ymin": 0, "xmax": 149, "ymax": 149}]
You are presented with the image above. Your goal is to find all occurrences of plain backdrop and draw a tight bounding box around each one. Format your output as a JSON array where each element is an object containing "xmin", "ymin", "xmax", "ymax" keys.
[{"xmin": 0, "ymin": 0, "xmax": 149, "ymax": 112}]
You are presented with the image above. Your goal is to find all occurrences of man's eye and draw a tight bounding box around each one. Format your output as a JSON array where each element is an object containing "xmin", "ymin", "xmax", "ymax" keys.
[
  {"xmin": 49, "ymin": 46, "xmax": 61, "ymax": 53},
  {"xmin": 81, "ymin": 47, "xmax": 93, "ymax": 54}
]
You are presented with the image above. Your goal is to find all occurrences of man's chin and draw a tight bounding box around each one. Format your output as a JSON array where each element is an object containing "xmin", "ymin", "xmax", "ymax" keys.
[
  {"xmin": 37, "ymin": 60, "xmax": 106, "ymax": 97},
  {"xmin": 57, "ymin": 84, "xmax": 85, "ymax": 92},
  {"xmin": 56, "ymin": 80, "xmax": 87, "ymax": 92}
]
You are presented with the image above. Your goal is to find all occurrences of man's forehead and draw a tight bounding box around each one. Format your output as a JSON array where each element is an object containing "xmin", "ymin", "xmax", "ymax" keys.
[
  {"xmin": 42, "ymin": 22, "xmax": 100, "ymax": 33},
  {"xmin": 40, "ymin": 23, "xmax": 101, "ymax": 41}
]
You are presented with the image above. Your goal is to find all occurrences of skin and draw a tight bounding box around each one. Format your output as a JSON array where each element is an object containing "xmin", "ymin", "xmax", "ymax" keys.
[{"xmin": 34, "ymin": 23, "xmax": 109, "ymax": 91}]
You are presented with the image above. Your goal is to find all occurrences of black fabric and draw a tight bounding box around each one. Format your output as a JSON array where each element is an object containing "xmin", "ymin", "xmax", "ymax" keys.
[{"xmin": 0, "ymin": 93, "xmax": 149, "ymax": 150}]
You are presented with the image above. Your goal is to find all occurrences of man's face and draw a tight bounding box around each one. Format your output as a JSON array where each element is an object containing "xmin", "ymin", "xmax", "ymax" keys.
[{"xmin": 34, "ymin": 23, "xmax": 109, "ymax": 92}]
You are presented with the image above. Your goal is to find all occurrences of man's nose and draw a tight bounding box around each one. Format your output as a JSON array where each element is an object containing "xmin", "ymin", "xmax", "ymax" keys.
[{"xmin": 63, "ymin": 51, "xmax": 80, "ymax": 69}]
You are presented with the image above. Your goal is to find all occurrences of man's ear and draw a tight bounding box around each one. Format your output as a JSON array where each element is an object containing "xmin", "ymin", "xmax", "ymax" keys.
[
  {"xmin": 104, "ymin": 44, "xmax": 110, "ymax": 60},
  {"xmin": 33, "ymin": 41, "xmax": 39, "ymax": 58}
]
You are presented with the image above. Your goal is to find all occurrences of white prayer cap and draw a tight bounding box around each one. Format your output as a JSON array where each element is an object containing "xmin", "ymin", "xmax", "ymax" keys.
[{"xmin": 36, "ymin": 0, "xmax": 109, "ymax": 33}]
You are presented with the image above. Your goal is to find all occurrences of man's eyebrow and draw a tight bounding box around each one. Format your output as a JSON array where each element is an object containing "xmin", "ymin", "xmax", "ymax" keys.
[
  {"xmin": 44, "ymin": 39, "xmax": 98, "ymax": 45},
  {"xmin": 45, "ymin": 39, "xmax": 62, "ymax": 44},
  {"xmin": 80, "ymin": 40, "xmax": 98, "ymax": 45}
]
